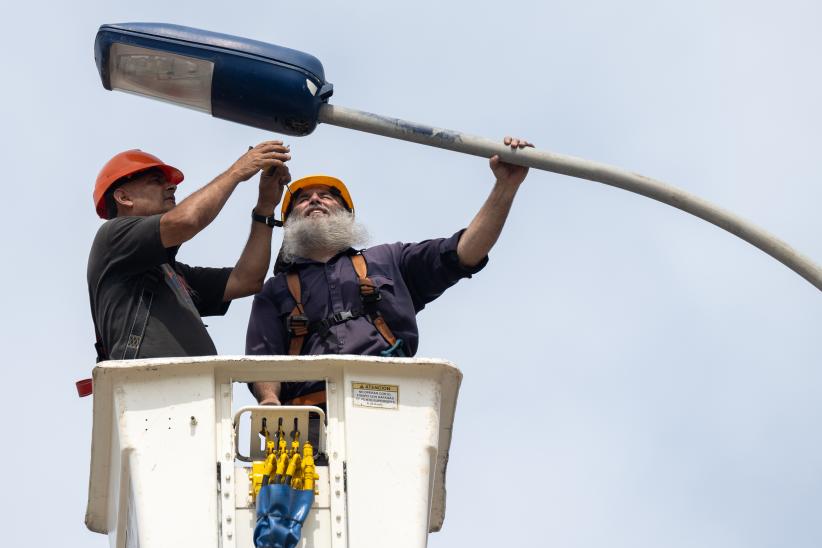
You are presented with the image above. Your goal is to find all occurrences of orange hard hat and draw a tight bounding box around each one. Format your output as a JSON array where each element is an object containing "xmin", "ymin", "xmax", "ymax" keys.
[
  {"xmin": 94, "ymin": 149, "xmax": 184, "ymax": 219},
  {"xmin": 281, "ymin": 175, "xmax": 354, "ymax": 220}
]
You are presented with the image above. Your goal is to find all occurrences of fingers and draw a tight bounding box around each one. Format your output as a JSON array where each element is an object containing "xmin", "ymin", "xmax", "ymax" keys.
[
  {"xmin": 504, "ymin": 136, "xmax": 534, "ymax": 149},
  {"xmin": 262, "ymin": 163, "xmax": 291, "ymax": 184},
  {"xmin": 261, "ymin": 153, "xmax": 290, "ymax": 166},
  {"xmin": 278, "ymin": 165, "xmax": 292, "ymax": 184},
  {"xmin": 251, "ymin": 144, "xmax": 291, "ymax": 168},
  {"xmin": 252, "ymin": 140, "xmax": 285, "ymax": 150},
  {"xmin": 252, "ymin": 157, "xmax": 289, "ymax": 179},
  {"xmin": 258, "ymin": 144, "xmax": 290, "ymax": 154},
  {"xmin": 248, "ymin": 141, "xmax": 290, "ymax": 158},
  {"xmin": 232, "ymin": 142, "xmax": 292, "ymax": 182},
  {"xmin": 257, "ymin": 148, "xmax": 291, "ymax": 160}
]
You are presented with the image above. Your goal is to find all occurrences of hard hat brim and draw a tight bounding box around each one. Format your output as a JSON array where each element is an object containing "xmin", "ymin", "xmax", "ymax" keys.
[{"xmin": 94, "ymin": 149, "xmax": 185, "ymax": 219}]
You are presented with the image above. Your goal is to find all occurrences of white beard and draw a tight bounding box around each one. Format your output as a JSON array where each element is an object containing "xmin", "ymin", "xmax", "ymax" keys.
[{"xmin": 281, "ymin": 209, "xmax": 370, "ymax": 262}]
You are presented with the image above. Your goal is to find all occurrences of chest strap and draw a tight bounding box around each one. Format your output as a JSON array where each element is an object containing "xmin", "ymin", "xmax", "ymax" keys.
[
  {"xmin": 310, "ymin": 309, "xmax": 366, "ymax": 337},
  {"xmin": 350, "ymin": 254, "xmax": 399, "ymax": 349},
  {"xmin": 284, "ymin": 253, "xmax": 403, "ymax": 356}
]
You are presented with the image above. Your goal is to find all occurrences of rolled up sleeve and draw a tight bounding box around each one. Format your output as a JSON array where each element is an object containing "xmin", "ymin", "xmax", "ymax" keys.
[{"xmin": 246, "ymin": 281, "xmax": 288, "ymax": 355}]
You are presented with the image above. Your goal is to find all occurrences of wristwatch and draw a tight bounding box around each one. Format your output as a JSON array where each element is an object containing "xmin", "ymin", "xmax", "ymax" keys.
[{"xmin": 251, "ymin": 210, "xmax": 283, "ymax": 227}]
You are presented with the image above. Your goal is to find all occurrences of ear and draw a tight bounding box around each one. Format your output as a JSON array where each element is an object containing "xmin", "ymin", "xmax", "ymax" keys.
[{"xmin": 113, "ymin": 187, "xmax": 134, "ymax": 209}]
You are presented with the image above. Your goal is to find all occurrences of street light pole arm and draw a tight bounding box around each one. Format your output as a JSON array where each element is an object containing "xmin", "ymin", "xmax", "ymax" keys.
[{"xmin": 318, "ymin": 103, "xmax": 822, "ymax": 292}]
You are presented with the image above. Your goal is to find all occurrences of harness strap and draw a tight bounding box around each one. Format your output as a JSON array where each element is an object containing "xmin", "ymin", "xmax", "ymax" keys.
[
  {"xmin": 282, "ymin": 253, "xmax": 403, "ymax": 356},
  {"xmin": 286, "ymin": 271, "xmax": 308, "ymax": 355},
  {"xmin": 350, "ymin": 254, "xmax": 398, "ymax": 347},
  {"xmin": 121, "ymin": 269, "xmax": 162, "ymax": 360},
  {"xmin": 122, "ymin": 290, "xmax": 154, "ymax": 359},
  {"xmin": 87, "ymin": 268, "xmax": 161, "ymax": 395},
  {"xmin": 310, "ymin": 309, "xmax": 366, "ymax": 336}
]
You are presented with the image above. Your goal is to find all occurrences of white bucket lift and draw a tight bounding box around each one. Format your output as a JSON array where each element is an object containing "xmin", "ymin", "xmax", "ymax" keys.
[{"xmin": 85, "ymin": 355, "xmax": 461, "ymax": 548}]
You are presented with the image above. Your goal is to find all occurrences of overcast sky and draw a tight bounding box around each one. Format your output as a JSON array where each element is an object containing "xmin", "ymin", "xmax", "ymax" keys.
[{"xmin": 1, "ymin": 1, "xmax": 820, "ymax": 547}]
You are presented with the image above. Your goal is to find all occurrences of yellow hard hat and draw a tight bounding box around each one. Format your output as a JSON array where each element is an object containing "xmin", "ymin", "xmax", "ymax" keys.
[{"xmin": 281, "ymin": 175, "xmax": 354, "ymax": 220}]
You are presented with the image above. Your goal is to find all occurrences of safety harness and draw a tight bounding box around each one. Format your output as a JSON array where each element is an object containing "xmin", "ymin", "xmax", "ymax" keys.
[
  {"xmin": 285, "ymin": 252, "xmax": 406, "ymax": 358},
  {"xmin": 92, "ymin": 268, "xmax": 162, "ymax": 362}
]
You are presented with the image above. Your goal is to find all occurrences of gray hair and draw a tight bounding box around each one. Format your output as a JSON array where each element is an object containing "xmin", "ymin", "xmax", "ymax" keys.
[{"xmin": 281, "ymin": 209, "xmax": 369, "ymax": 262}]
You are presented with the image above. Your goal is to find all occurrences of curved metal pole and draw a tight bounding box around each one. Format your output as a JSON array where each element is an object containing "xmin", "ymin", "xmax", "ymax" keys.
[{"xmin": 319, "ymin": 104, "xmax": 822, "ymax": 292}]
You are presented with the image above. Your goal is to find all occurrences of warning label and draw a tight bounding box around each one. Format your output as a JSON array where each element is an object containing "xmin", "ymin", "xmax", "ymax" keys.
[{"xmin": 352, "ymin": 382, "xmax": 399, "ymax": 410}]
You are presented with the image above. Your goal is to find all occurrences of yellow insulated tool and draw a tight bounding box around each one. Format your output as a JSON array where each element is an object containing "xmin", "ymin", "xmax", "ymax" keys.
[
  {"xmin": 273, "ymin": 433, "xmax": 289, "ymax": 484},
  {"xmin": 284, "ymin": 451, "xmax": 302, "ymax": 487},
  {"xmin": 259, "ymin": 439, "xmax": 277, "ymax": 488},
  {"xmin": 284, "ymin": 426, "xmax": 302, "ymax": 484},
  {"xmin": 282, "ymin": 420, "xmax": 302, "ymax": 486},
  {"xmin": 301, "ymin": 441, "xmax": 319, "ymax": 492},
  {"xmin": 250, "ymin": 461, "xmax": 266, "ymax": 499}
]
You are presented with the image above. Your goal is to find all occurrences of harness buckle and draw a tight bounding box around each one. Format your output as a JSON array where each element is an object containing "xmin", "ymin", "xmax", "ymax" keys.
[
  {"xmin": 359, "ymin": 282, "xmax": 382, "ymax": 304},
  {"xmin": 333, "ymin": 310, "xmax": 354, "ymax": 323},
  {"xmin": 287, "ymin": 314, "xmax": 310, "ymax": 336}
]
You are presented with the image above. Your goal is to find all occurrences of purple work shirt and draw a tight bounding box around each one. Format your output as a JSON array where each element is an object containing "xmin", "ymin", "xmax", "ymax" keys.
[{"xmin": 245, "ymin": 230, "xmax": 486, "ymax": 401}]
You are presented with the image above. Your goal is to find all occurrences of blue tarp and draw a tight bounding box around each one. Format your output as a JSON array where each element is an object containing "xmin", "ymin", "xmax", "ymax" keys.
[{"xmin": 254, "ymin": 484, "xmax": 315, "ymax": 548}]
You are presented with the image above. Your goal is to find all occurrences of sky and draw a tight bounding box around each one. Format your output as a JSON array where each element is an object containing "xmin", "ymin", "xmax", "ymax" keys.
[{"xmin": 1, "ymin": 1, "xmax": 821, "ymax": 547}]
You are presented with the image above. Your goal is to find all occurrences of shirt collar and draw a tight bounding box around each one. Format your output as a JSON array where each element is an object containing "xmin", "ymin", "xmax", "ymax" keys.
[{"xmin": 278, "ymin": 247, "xmax": 359, "ymax": 272}]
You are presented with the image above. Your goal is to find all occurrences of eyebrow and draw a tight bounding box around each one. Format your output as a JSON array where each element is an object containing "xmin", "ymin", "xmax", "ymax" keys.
[{"xmin": 297, "ymin": 190, "xmax": 332, "ymax": 200}]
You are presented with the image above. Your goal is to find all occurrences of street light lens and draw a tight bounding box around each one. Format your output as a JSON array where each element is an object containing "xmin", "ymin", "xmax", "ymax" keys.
[{"xmin": 109, "ymin": 43, "xmax": 214, "ymax": 113}]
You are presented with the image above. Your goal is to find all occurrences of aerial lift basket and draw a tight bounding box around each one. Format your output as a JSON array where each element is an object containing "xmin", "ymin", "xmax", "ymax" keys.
[{"xmin": 84, "ymin": 355, "xmax": 461, "ymax": 548}]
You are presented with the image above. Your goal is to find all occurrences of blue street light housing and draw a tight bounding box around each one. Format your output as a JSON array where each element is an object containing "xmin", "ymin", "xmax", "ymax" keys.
[{"xmin": 94, "ymin": 23, "xmax": 333, "ymax": 136}]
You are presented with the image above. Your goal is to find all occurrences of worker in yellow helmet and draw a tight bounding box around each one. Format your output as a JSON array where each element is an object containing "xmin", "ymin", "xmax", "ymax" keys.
[
  {"xmin": 246, "ymin": 137, "xmax": 532, "ymax": 406},
  {"xmin": 88, "ymin": 142, "xmax": 291, "ymax": 361}
]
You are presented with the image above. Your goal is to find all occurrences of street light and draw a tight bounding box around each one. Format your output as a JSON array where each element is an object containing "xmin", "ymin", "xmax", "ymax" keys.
[
  {"xmin": 94, "ymin": 23, "xmax": 333, "ymax": 135},
  {"xmin": 94, "ymin": 22, "xmax": 822, "ymax": 291}
]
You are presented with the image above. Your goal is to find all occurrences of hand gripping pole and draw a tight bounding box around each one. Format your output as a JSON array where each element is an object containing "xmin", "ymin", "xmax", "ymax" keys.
[{"xmin": 319, "ymin": 104, "xmax": 822, "ymax": 292}]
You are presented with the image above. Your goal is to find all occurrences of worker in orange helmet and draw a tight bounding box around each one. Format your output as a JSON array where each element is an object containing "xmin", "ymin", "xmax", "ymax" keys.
[{"xmin": 88, "ymin": 142, "xmax": 291, "ymax": 360}]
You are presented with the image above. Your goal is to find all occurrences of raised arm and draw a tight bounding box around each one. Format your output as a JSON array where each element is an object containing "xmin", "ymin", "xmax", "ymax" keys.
[
  {"xmin": 159, "ymin": 141, "xmax": 290, "ymax": 248},
  {"xmin": 223, "ymin": 155, "xmax": 291, "ymax": 301},
  {"xmin": 456, "ymin": 136, "xmax": 533, "ymax": 267}
]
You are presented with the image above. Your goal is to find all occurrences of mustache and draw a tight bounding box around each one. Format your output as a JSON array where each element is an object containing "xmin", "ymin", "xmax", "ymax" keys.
[{"xmin": 304, "ymin": 205, "xmax": 329, "ymax": 216}]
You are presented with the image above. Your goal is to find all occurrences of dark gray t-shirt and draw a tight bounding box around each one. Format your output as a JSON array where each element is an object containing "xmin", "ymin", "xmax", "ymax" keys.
[{"xmin": 87, "ymin": 214, "xmax": 232, "ymax": 359}]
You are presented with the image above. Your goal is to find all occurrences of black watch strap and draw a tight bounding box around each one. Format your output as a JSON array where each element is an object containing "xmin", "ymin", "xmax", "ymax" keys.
[{"xmin": 251, "ymin": 210, "xmax": 283, "ymax": 227}]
